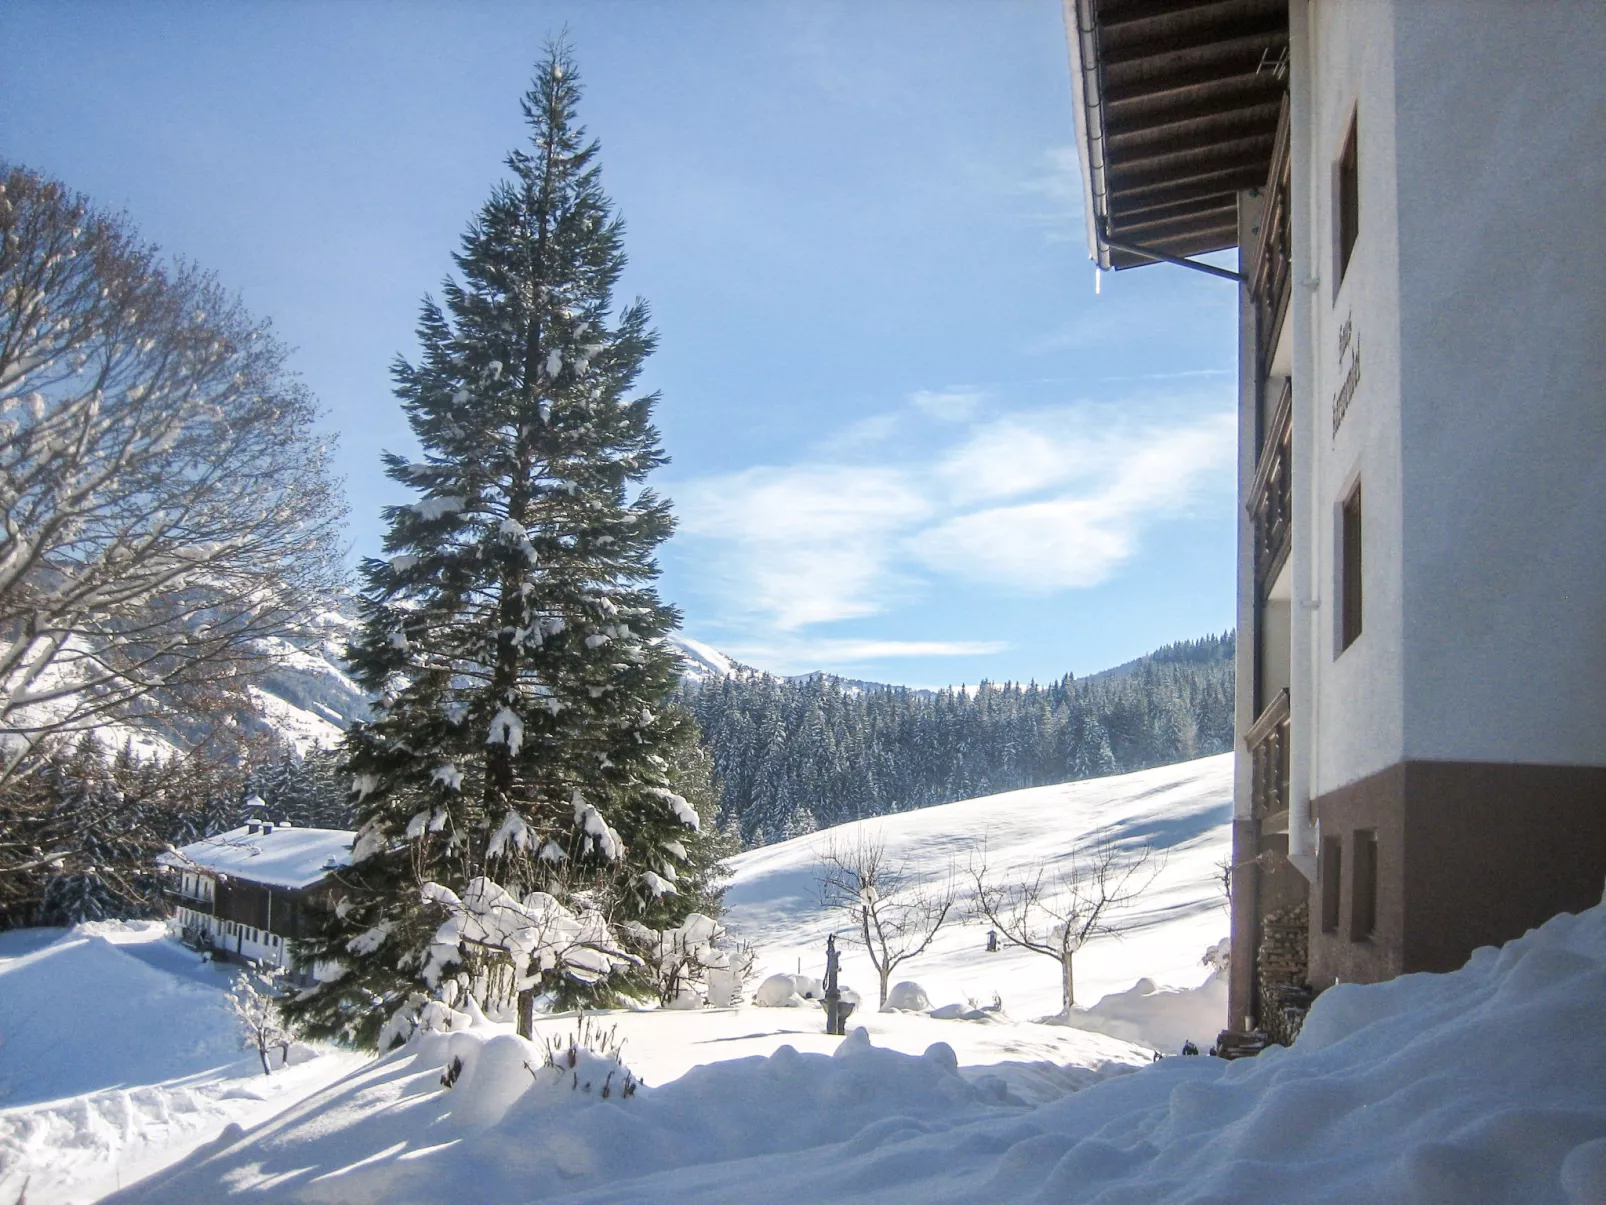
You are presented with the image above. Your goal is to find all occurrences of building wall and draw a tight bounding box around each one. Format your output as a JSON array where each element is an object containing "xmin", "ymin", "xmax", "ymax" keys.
[
  {"xmin": 1392, "ymin": 0, "xmax": 1606, "ymax": 768},
  {"xmin": 1302, "ymin": 0, "xmax": 1407, "ymax": 800},
  {"xmin": 1302, "ymin": 0, "xmax": 1606, "ymax": 989},
  {"xmin": 172, "ymin": 873, "xmax": 311, "ymax": 970}
]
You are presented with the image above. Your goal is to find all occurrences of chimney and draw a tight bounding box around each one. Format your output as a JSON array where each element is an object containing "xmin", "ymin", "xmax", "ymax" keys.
[{"xmin": 247, "ymin": 821, "xmax": 261, "ymax": 835}]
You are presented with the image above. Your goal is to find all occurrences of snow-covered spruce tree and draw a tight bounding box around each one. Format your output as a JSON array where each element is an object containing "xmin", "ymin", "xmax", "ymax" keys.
[{"xmin": 286, "ymin": 45, "xmax": 698, "ymax": 1047}]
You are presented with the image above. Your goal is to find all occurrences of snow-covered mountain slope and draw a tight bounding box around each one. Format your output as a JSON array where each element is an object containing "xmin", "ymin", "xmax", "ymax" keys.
[
  {"xmin": 224, "ymin": 628, "xmax": 733, "ymax": 755},
  {"xmin": 664, "ymin": 633, "xmax": 743, "ymax": 683},
  {"xmin": 246, "ymin": 627, "xmax": 736, "ymax": 750},
  {"xmin": 247, "ymin": 611, "xmax": 370, "ymax": 747},
  {"xmin": 723, "ymin": 753, "xmax": 1234, "ymax": 1021}
]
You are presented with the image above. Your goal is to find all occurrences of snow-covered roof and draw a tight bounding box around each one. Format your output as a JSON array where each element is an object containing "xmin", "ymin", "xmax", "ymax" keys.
[{"xmin": 158, "ymin": 825, "xmax": 354, "ymax": 890}]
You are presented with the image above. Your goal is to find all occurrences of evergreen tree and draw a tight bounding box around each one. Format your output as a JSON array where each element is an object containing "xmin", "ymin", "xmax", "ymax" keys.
[{"xmin": 286, "ymin": 43, "xmax": 694, "ymax": 1046}]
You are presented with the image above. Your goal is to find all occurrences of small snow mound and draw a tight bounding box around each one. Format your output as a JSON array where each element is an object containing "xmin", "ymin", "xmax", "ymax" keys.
[
  {"xmin": 445, "ymin": 1032, "xmax": 540, "ymax": 1129},
  {"xmin": 832, "ymin": 1026, "xmax": 872, "ymax": 1058},
  {"xmin": 921, "ymin": 1041, "xmax": 959, "ymax": 1073},
  {"xmin": 885, "ymin": 980, "xmax": 931, "ymax": 1012},
  {"xmin": 1064, "ymin": 968, "xmax": 1229, "ymax": 1053},
  {"xmin": 1562, "ymin": 1137, "xmax": 1606, "ymax": 1205},
  {"xmin": 748, "ymin": 970, "xmax": 809, "ymax": 1008}
]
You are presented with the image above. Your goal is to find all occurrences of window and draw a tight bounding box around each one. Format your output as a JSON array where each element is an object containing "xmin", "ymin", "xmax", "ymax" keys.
[
  {"xmin": 1340, "ymin": 482, "xmax": 1363, "ymax": 650},
  {"xmin": 1336, "ymin": 113, "xmax": 1359, "ymax": 283},
  {"xmin": 1351, "ymin": 830, "xmax": 1378, "ymax": 941},
  {"xmin": 1320, "ymin": 836, "xmax": 1343, "ymax": 933}
]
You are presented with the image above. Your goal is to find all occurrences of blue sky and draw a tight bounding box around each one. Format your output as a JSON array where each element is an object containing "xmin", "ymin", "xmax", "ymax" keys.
[{"xmin": 3, "ymin": 1, "xmax": 1238, "ymax": 686}]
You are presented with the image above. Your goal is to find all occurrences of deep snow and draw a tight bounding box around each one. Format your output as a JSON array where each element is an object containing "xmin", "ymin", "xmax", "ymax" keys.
[
  {"xmin": 16, "ymin": 752, "xmax": 1606, "ymax": 1204},
  {"xmin": 158, "ymin": 826, "xmax": 354, "ymax": 891},
  {"xmin": 0, "ymin": 924, "xmax": 365, "ymax": 1205},
  {"xmin": 109, "ymin": 899, "xmax": 1606, "ymax": 1204},
  {"xmin": 0, "ymin": 758, "xmax": 1231, "ymax": 1203}
]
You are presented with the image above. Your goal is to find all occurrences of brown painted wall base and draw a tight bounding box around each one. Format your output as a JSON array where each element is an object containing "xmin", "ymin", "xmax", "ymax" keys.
[{"xmin": 1308, "ymin": 759, "xmax": 1606, "ymax": 989}]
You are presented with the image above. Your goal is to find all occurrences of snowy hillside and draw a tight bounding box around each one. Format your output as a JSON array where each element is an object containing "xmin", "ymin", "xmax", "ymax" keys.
[
  {"xmin": 0, "ymin": 924, "xmax": 365, "ymax": 1205},
  {"xmin": 666, "ymin": 634, "xmax": 742, "ymax": 683},
  {"xmin": 723, "ymin": 754, "xmax": 1235, "ymax": 1024},
  {"xmin": 241, "ymin": 628, "xmax": 732, "ymax": 752},
  {"xmin": 11, "ymin": 754, "xmax": 1606, "ymax": 1203}
]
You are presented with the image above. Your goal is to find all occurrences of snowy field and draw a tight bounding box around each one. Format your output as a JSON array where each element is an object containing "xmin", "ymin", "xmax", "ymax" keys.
[
  {"xmin": 722, "ymin": 753, "xmax": 1235, "ymax": 1044},
  {"xmin": 0, "ymin": 758, "xmax": 1230, "ymax": 1202},
  {"xmin": 11, "ymin": 753, "xmax": 1606, "ymax": 1203},
  {"xmin": 105, "ymin": 898, "xmax": 1606, "ymax": 1204}
]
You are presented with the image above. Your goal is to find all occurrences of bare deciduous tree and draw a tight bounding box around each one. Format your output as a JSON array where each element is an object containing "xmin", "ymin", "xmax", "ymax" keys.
[
  {"xmin": 817, "ymin": 833, "xmax": 955, "ymax": 1009},
  {"xmin": 969, "ymin": 831, "xmax": 1162, "ymax": 1017},
  {"xmin": 0, "ymin": 165, "xmax": 345, "ymax": 793}
]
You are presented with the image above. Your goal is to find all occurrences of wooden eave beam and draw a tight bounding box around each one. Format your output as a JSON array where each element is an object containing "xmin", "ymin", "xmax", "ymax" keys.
[
  {"xmin": 1115, "ymin": 204, "xmax": 1238, "ymax": 243},
  {"xmin": 1101, "ymin": 192, "xmax": 1236, "ymax": 230},
  {"xmin": 1102, "ymin": 30, "xmax": 1289, "ymax": 88},
  {"xmin": 1109, "ymin": 232, "xmax": 1235, "ymax": 268},
  {"xmin": 1105, "ymin": 73, "xmax": 1285, "ymax": 129},
  {"xmin": 1107, "ymin": 132, "xmax": 1277, "ymax": 183},
  {"xmin": 1114, "ymin": 206, "xmax": 1239, "ymax": 241},
  {"xmin": 1101, "ymin": 11, "xmax": 1288, "ymax": 70},
  {"xmin": 1097, "ymin": 0, "xmax": 1281, "ymax": 35},
  {"xmin": 1105, "ymin": 53, "xmax": 1287, "ymax": 108},
  {"xmin": 1108, "ymin": 164, "xmax": 1265, "ymax": 211},
  {"xmin": 1105, "ymin": 99, "xmax": 1283, "ymax": 156}
]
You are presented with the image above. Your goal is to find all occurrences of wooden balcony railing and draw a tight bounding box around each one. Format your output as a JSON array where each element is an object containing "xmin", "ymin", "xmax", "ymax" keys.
[
  {"xmin": 1249, "ymin": 378, "xmax": 1293, "ymax": 596},
  {"xmin": 1247, "ymin": 687, "xmax": 1291, "ymax": 819},
  {"xmin": 166, "ymin": 887, "xmax": 215, "ymax": 915},
  {"xmin": 1251, "ymin": 96, "xmax": 1292, "ymax": 378}
]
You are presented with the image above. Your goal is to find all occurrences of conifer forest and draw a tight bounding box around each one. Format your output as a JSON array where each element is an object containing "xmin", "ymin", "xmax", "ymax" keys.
[{"xmin": 681, "ymin": 633, "xmax": 1235, "ymax": 848}]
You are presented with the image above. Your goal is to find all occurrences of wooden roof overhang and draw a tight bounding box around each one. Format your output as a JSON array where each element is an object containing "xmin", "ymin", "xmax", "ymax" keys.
[{"xmin": 1064, "ymin": 0, "xmax": 1288, "ymax": 273}]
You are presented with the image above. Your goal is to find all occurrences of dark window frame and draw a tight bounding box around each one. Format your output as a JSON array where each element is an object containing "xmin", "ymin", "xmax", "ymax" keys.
[
  {"xmin": 1320, "ymin": 835, "xmax": 1343, "ymax": 933},
  {"xmin": 1351, "ymin": 829, "xmax": 1378, "ymax": 941},
  {"xmin": 1340, "ymin": 481, "xmax": 1363, "ymax": 651},
  {"xmin": 1336, "ymin": 111, "xmax": 1360, "ymax": 285}
]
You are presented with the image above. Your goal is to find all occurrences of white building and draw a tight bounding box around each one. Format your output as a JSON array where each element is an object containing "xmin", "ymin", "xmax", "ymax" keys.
[
  {"xmin": 158, "ymin": 822, "xmax": 353, "ymax": 973},
  {"xmin": 1065, "ymin": 0, "xmax": 1606, "ymax": 1040}
]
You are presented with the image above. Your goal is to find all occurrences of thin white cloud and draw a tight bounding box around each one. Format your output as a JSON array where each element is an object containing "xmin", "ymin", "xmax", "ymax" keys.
[
  {"xmin": 914, "ymin": 411, "xmax": 1233, "ymax": 590},
  {"xmin": 672, "ymin": 395, "xmax": 1233, "ymax": 634},
  {"xmin": 674, "ymin": 464, "xmax": 932, "ymax": 630},
  {"xmin": 721, "ymin": 636, "xmax": 1009, "ymax": 675},
  {"xmin": 811, "ymin": 410, "xmax": 903, "ymax": 455},
  {"xmin": 908, "ymin": 387, "xmax": 984, "ymax": 422}
]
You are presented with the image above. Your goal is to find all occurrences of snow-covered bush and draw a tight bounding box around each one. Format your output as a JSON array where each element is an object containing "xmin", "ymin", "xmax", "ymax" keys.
[
  {"xmin": 625, "ymin": 913, "xmax": 756, "ymax": 1008},
  {"xmin": 884, "ymin": 980, "xmax": 931, "ymax": 1012},
  {"xmin": 227, "ymin": 970, "xmax": 292, "ymax": 1075},
  {"xmin": 753, "ymin": 972, "xmax": 847, "ymax": 1009}
]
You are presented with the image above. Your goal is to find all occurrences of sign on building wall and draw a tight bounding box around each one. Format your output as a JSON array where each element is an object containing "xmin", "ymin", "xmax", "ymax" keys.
[{"xmin": 1333, "ymin": 313, "xmax": 1361, "ymax": 436}]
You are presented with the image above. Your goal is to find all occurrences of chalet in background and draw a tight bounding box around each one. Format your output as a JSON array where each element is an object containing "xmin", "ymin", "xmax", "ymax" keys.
[
  {"xmin": 1063, "ymin": 0, "xmax": 1606, "ymax": 1044},
  {"xmin": 158, "ymin": 820, "xmax": 352, "ymax": 975}
]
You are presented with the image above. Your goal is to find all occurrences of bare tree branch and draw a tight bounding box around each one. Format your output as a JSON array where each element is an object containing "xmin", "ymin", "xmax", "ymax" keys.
[
  {"xmin": 817, "ymin": 832, "xmax": 955, "ymax": 1009},
  {"xmin": 0, "ymin": 165, "xmax": 346, "ymax": 795},
  {"xmin": 969, "ymin": 830, "xmax": 1163, "ymax": 1017}
]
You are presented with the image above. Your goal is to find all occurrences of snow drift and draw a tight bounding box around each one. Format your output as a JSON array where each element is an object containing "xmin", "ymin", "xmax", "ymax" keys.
[
  {"xmin": 0, "ymin": 924, "xmax": 364, "ymax": 1204},
  {"xmin": 0, "ymin": 925, "xmax": 242, "ymax": 1105},
  {"xmin": 111, "ymin": 899, "xmax": 1606, "ymax": 1204}
]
